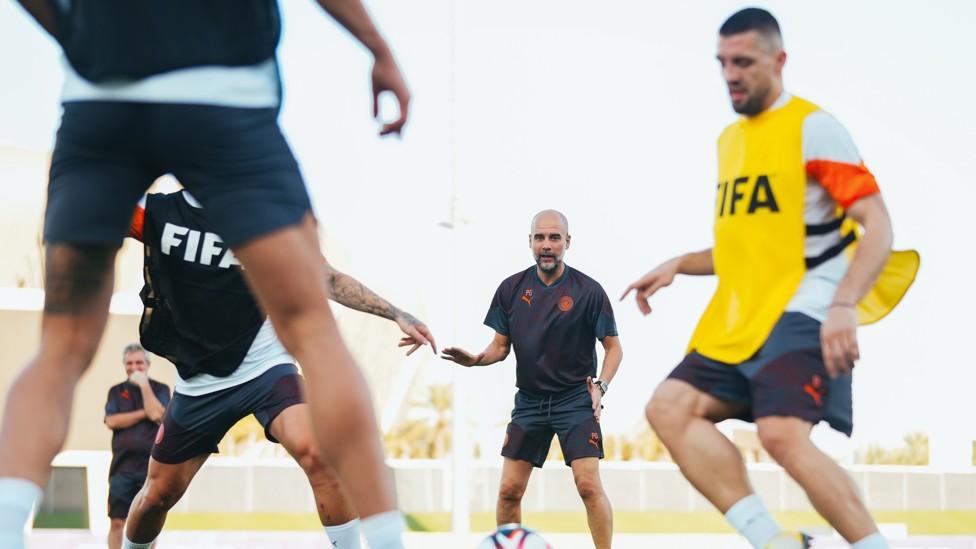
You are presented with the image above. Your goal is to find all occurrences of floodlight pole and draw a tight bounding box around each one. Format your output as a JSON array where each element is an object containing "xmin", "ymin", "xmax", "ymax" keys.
[
  {"xmin": 447, "ymin": 0, "xmax": 471, "ymax": 535},
  {"xmin": 448, "ymin": 214, "xmax": 471, "ymax": 536}
]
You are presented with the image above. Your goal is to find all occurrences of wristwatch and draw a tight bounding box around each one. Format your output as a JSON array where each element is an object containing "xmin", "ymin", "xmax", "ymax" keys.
[{"xmin": 593, "ymin": 379, "xmax": 608, "ymax": 396}]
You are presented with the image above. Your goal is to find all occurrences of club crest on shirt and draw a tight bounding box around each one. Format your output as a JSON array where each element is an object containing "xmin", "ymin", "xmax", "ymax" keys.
[
  {"xmin": 521, "ymin": 290, "xmax": 533, "ymax": 306},
  {"xmin": 558, "ymin": 295, "xmax": 574, "ymax": 312}
]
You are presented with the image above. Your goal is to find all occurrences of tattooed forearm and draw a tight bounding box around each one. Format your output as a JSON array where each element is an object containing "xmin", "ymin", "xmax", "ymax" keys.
[
  {"xmin": 329, "ymin": 270, "xmax": 400, "ymax": 320},
  {"xmin": 398, "ymin": 310, "xmax": 424, "ymax": 328}
]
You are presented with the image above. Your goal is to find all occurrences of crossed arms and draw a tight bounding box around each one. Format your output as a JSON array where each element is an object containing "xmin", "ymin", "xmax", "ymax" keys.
[{"xmin": 104, "ymin": 373, "xmax": 168, "ymax": 430}]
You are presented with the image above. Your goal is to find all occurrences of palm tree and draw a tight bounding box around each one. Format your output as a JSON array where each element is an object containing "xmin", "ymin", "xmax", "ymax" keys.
[
  {"xmin": 860, "ymin": 432, "xmax": 928, "ymax": 465},
  {"xmin": 383, "ymin": 384, "xmax": 453, "ymax": 459}
]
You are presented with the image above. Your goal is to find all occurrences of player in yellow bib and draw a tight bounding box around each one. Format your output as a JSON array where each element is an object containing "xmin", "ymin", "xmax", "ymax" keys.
[{"xmin": 622, "ymin": 8, "xmax": 917, "ymax": 549}]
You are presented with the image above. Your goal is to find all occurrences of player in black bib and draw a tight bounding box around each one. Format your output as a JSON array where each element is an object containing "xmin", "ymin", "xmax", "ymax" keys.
[
  {"xmin": 122, "ymin": 190, "xmax": 435, "ymax": 549},
  {"xmin": 442, "ymin": 210, "xmax": 622, "ymax": 549}
]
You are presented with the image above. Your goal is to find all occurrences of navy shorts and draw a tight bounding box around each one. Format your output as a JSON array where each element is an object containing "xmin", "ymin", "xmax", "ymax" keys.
[
  {"xmin": 668, "ymin": 312, "xmax": 853, "ymax": 436},
  {"xmin": 152, "ymin": 364, "xmax": 305, "ymax": 464},
  {"xmin": 45, "ymin": 101, "xmax": 312, "ymax": 248},
  {"xmin": 503, "ymin": 384, "xmax": 603, "ymax": 468},
  {"xmin": 107, "ymin": 472, "xmax": 145, "ymax": 519}
]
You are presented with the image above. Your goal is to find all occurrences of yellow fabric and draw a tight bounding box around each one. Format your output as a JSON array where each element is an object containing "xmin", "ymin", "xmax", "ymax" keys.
[
  {"xmin": 857, "ymin": 249, "xmax": 919, "ymax": 324},
  {"xmin": 688, "ymin": 97, "xmax": 820, "ymax": 363},
  {"xmin": 838, "ymin": 216, "xmax": 920, "ymax": 325}
]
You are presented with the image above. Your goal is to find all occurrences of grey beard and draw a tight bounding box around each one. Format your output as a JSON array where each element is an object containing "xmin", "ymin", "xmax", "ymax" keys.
[{"xmin": 536, "ymin": 257, "xmax": 560, "ymax": 272}]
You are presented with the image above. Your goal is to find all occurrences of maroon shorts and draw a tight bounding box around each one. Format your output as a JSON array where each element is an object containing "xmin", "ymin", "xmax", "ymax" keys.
[
  {"xmin": 151, "ymin": 364, "xmax": 305, "ymax": 464},
  {"xmin": 668, "ymin": 312, "xmax": 853, "ymax": 435}
]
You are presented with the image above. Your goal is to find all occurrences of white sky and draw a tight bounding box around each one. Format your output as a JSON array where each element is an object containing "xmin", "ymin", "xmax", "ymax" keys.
[{"xmin": 1, "ymin": 0, "xmax": 974, "ymax": 457}]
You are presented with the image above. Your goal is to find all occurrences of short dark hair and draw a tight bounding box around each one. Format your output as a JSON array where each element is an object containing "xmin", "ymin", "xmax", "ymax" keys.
[{"xmin": 719, "ymin": 7, "xmax": 782, "ymax": 44}]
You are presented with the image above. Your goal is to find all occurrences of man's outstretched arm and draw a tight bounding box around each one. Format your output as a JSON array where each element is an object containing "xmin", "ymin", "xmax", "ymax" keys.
[
  {"xmin": 440, "ymin": 332, "xmax": 511, "ymax": 368},
  {"xmin": 326, "ymin": 264, "xmax": 436, "ymax": 355},
  {"xmin": 621, "ymin": 249, "xmax": 714, "ymax": 315}
]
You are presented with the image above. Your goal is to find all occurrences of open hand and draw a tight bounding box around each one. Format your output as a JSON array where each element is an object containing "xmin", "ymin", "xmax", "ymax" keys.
[
  {"xmin": 396, "ymin": 312, "xmax": 437, "ymax": 355},
  {"xmin": 620, "ymin": 259, "xmax": 680, "ymax": 315},
  {"xmin": 440, "ymin": 347, "xmax": 484, "ymax": 367}
]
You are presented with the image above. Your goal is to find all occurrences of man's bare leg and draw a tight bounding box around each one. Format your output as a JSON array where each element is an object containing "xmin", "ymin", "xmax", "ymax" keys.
[
  {"xmin": 0, "ymin": 245, "xmax": 116, "ymax": 548},
  {"xmin": 496, "ymin": 458, "xmax": 534, "ymax": 525},
  {"xmin": 569, "ymin": 457, "xmax": 612, "ymax": 549},
  {"xmin": 108, "ymin": 518, "xmax": 125, "ymax": 549},
  {"xmin": 271, "ymin": 403, "xmax": 361, "ymax": 546},
  {"xmin": 757, "ymin": 416, "xmax": 880, "ymax": 544},
  {"xmin": 0, "ymin": 245, "xmax": 116, "ymax": 483},
  {"xmin": 646, "ymin": 379, "xmax": 753, "ymax": 511},
  {"xmin": 232, "ymin": 214, "xmax": 395, "ymax": 521},
  {"xmin": 648, "ymin": 379, "xmax": 797, "ymax": 548},
  {"xmin": 124, "ymin": 455, "xmax": 209, "ymax": 544}
]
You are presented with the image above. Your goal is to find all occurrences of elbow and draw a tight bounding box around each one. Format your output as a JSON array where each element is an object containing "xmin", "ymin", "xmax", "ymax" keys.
[
  {"xmin": 612, "ymin": 349, "xmax": 623, "ymax": 367},
  {"xmin": 871, "ymin": 209, "xmax": 894, "ymax": 248},
  {"xmin": 607, "ymin": 342, "xmax": 622, "ymax": 360}
]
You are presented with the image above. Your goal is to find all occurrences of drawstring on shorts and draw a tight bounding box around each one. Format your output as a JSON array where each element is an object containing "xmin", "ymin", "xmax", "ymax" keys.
[{"xmin": 537, "ymin": 394, "xmax": 553, "ymax": 418}]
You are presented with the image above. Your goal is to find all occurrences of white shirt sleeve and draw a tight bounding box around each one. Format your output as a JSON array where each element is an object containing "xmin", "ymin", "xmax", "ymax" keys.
[{"xmin": 802, "ymin": 110, "xmax": 863, "ymax": 166}]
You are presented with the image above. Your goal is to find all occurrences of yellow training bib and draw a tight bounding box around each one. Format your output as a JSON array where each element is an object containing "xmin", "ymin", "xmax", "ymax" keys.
[{"xmin": 688, "ymin": 97, "xmax": 820, "ymax": 363}]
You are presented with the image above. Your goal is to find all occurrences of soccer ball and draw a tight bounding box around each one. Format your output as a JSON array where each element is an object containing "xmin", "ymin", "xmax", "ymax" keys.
[{"xmin": 476, "ymin": 523, "xmax": 553, "ymax": 549}]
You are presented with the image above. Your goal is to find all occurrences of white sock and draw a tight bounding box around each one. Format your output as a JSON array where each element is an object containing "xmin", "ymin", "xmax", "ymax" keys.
[
  {"xmin": 324, "ymin": 518, "xmax": 362, "ymax": 548},
  {"xmin": 121, "ymin": 534, "xmax": 155, "ymax": 549},
  {"xmin": 724, "ymin": 494, "xmax": 782, "ymax": 549},
  {"xmin": 852, "ymin": 532, "xmax": 888, "ymax": 549},
  {"xmin": 0, "ymin": 477, "xmax": 43, "ymax": 549},
  {"xmin": 361, "ymin": 510, "xmax": 405, "ymax": 549}
]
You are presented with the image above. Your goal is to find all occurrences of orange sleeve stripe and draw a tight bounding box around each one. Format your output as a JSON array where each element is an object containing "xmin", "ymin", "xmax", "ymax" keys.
[
  {"xmin": 806, "ymin": 159, "xmax": 880, "ymax": 209},
  {"xmin": 129, "ymin": 206, "xmax": 145, "ymax": 242}
]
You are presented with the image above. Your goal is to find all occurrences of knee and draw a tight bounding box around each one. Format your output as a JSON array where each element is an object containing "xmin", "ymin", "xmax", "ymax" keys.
[
  {"xmin": 286, "ymin": 431, "xmax": 319, "ymax": 468},
  {"xmin": 139, "ymin": 481, "xmax": 184, "ymax": 511},
  {"xmin": 645, "ymin": 389, "xmax": 686, "ymax": 436},
  {"xmin": 644, "ymin": 397, "xmax": 665, "ymax": 430},
  {"xmin": 757, "ymin": 426, "xmax": 804, "ymax": 468},
  {"xmin": 29, "ymin": 331, "xmax": 102, "ymax": 381},
  {"xmin": 574, "ymin": 476, "xmax": 604, "ymax": 503},
  {"xmin": 497, "ymin": 479, "xmax": 527, "ymax": 504},
  {"xmin": 296, "ymin": 443, "xmax": 335, "ymax": 486},
  {"xmin": 109, "ymin": 518, "xmax": 125, "ymax": 532}
]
